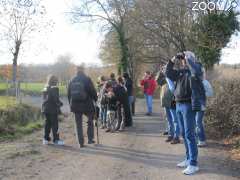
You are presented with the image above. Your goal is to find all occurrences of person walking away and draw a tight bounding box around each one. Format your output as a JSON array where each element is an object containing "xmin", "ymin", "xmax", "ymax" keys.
[
  {"xmin": 166, "ymin": 51, "xmax": 205, "ymax": 175},
  {"xmin": 140, "ymin": 71, "xmax": 157, "ymax": 116},
  {"xmin": 157, "ymin": 71, "xmax": 180, "ymax": 144},
  {"xmin": 105, "ymin": 82, "xmax": 118, "ymax": 133},
  {"xmin": 68, "ymin": 66, "xmax": 97, "ymax": 148},
  {"xmin": 123, "ymin": 72, "xmax": 134, "ymax": 115},
  {"xmin": 42, "ymin": 75, "xmax": 64, "ymax": 146}
]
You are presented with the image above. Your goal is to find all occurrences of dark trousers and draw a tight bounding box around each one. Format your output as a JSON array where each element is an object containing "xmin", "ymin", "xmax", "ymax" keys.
[
  {"xmin": 122, "ymin": 100, "xmax": 132, "ymax": 127},
  {"xmin": 116, "ymin": 104, "xmax": 125, "ymax": 129},
  {"xmin": 44, "ymin": 113, "xmax": 59, "ymax": 142},
  {"xmin": 74, "ymin": 113, "xmax": 94, "ymax": 145}
]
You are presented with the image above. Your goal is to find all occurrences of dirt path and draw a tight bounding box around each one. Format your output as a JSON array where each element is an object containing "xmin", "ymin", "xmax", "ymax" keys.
[{"xmin": 0, "ymin": 99, "xmax": 239, "ymax": 180}]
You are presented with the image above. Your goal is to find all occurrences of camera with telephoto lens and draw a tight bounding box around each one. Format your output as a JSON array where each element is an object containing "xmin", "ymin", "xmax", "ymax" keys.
[{"xmin": 175, "ymin": 52, "xmax": 185, "ymax": 60}]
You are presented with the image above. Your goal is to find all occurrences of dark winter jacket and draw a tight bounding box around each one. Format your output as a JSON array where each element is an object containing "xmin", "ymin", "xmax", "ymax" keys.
[
  {"xmin": 166, "ymin": 60, "xmax": 192, "ymax": 103},
  {"xmin": 42, "ymin": 86, "xmax": 63, "ymax": 114},
  {"xmin": 186, "ymin": 56, "xmax": 206, "ymax": 111},
  {"xmin": 113, "ymin": 84, "xmax": 128, "ymax": 105},
  {"xmin": 68, "ymin": 73, "xmax": 97, "ymax": 113},
  {"xmin": 166, "ymin": 55, "xmax": 206, "ymax": 111},
  {"xmin": 124, "ymin": 78, "xmax": 133, "ymax": 96},
  {"xmin": 106, "ymin": 93, "xmax": 118, "ymax": 111}
]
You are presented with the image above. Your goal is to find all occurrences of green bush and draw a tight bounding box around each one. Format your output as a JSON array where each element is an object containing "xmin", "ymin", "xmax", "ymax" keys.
[
  {"xmin": 205, "ymin": 79, "xmax": 240, "ymax": 138},
  {"xmin": 0, "ymin": 103, "xmax": 42, "ymax": 139}
]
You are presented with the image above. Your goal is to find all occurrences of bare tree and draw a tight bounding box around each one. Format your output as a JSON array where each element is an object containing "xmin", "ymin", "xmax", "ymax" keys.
[
  {"xmin": 70, "ymin": 0, "xmax": 134, "ymax": 74},
  {"xmin": 0, "ymin": 0, "xmax": 47, "ymax": 84},
  {"xmin": 53, "ymin": 54, "xmax": 75, "ymax": 84}
]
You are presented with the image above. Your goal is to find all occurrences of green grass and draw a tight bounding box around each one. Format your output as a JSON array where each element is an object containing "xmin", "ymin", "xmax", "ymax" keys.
[
  {"xmin": 20, "ymin": 83, "xmax": 67, "ymax": 95},
  {"xmin": 0, "ymin": 82, "xmax": 67, "ymax": 96},
  {"xmin": 0, "ymin": 96, "xmax": 16, "ymax": 109},
  {"xmin": 15, "ymin": 121, "xmax": 44, "ymax": 135},
  {"xmin": 0, "ymin": 121, "xmax": 43, "ymax": 142},
  {"xmin": 0, "ymin": 83, "xmax": 8, "ymax": 91}
]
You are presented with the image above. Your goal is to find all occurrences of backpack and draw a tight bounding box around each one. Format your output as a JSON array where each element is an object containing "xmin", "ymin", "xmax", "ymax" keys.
[
  {"xmin": 202, "ymin": 79, "xmax": 214, "ymax": 97},
  {"xmin": 70, "ymin": 81, "xmax": 88, "ymax": 102}
]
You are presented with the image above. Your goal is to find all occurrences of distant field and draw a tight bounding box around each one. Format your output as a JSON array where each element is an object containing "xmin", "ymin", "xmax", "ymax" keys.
[
  {"xmin": 0, "ymin": 82, "xmax": 67, "ymax": 96},
  {"xmin": 0, "ymin": 96, "xmax": 16, "ymax": 109},
  {"xmin": 0, "ymin": 83, "xmax": 9, "ymax": 91}
]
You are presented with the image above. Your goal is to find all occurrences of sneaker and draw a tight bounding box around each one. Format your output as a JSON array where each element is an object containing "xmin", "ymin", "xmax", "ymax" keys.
[
  {"xmin": 198, "ymin": 141, "xmax": 207, "ymax": 147},
  {"xmin": 171, "ymin": 138, "xmax": 180, "ymax": 144},
  {"xmin": 177, "ymin": 160, "xmax": 189, "ymax": 168},
  {"xmin": 54, "ymin": 140, "xmax": 64, "ymax": 146},
  {"xmin": 182, "ymin": 165, "xmax": 199, "ymax": 175},
  {"xmin": 42, "ymin": 139, "xmax": 49, "ymax": 145},
  {"xmin": 165, "ymin": 136, "xmax": 173, "ymax": 142}
]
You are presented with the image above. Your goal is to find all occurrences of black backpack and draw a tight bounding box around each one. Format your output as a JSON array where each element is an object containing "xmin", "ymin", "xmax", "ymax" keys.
[{"xmin": 70, "ymin": 80, "xmax": 88, "ymax": 102}]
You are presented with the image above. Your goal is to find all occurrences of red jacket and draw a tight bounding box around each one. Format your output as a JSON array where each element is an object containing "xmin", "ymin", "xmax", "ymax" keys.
[{"xmin": 140, "ymin": 78, "xmax": 157, "ymax": 95}]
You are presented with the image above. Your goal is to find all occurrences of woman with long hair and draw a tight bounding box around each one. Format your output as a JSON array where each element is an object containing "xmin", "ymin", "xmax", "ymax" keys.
[{"xmin": 42, "ymin": 75, "xmax": 64, "ymax": 145}]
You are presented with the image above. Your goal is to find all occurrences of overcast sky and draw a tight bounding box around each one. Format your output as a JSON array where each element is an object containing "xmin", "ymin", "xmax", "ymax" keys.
[{"xmin": 0, "ymin": 0, "xmax": 239, "ymax": 65}]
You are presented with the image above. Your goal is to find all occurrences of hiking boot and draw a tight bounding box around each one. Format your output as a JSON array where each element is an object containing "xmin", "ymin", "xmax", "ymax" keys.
[
  {"xmin": 54, "ymin": 140, "xmax": 64, "ymax": 146},
  {"xmin": 165, "ymin": 136, "xmax": 173, "ymax": 142},
  {"xmin": 177, "ymin": 160, "xmax": 189, "ymax": 168},
  {"xmin": 171, "ymin": 137, "xmax": 180, "ymax": 144},
  {"xmin": 182, "ymin": 165, "xmax": 199, "ymax": 175},
  {"xmin": 197, "ymin": 141, "xmax": 207, "ymax": 147}
]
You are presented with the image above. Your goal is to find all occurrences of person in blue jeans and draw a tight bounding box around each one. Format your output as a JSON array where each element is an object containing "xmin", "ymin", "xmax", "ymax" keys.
[
  {"xmin": 140, "ymin": 71, "xmax": 157, "ymax": 116},
  {"xmin": 165, "ymin": 107, "xmax": 180, "ymax": 144},
  {"xmin": 157, "ymin": 70, "xmax": 180, "ymax": 144},
  {"xmin": 166, "ymin": 51, "xmax": 204, "ymax": 175},
  {"xmin": 196, "ymin": 111, "xmax": 206, "ymax": 147}
]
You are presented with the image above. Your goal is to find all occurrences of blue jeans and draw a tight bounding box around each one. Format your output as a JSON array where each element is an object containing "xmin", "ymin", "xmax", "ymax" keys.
[
  {"xmin": 170, "ymin": 108, "xmax": 180, "ymax": 138},
  {"xmin": 128, "ymin": 96, "xmax": 134, "ymax": 113},
  {"xmin": 176, "ymin": 102, "xmax": 198, "ymax": 166},
  {"xmin": 144, "ymin": 94, "xmax": 153, "ymax": 113},
  {"xmin": 165, "ymin": 107, "xmax": 180, "ymax": 138},
  {"xmin": 196, "ymin": 111, "xmax": 206, "ymax": 142},
  {"xmin": 100, "ymin": 106, "xmax": 107, "ymax": 125}
]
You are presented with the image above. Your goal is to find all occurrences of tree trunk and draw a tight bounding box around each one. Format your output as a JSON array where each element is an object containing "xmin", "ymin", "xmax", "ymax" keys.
[
  {"xmin": 12, "ymin": 40, "xmax": 21, "ymax": 83},
  {"xmin": 117, "ymin": 26, "xmax": 129, "ymax": 75}
]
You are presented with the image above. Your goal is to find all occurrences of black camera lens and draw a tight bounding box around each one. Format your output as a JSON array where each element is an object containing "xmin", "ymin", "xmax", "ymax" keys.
[{"xmin": 176, "ymin": 53, "xmax": 185, "ymax": 60}]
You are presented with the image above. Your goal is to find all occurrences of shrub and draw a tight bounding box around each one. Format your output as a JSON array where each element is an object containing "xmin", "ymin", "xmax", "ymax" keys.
[
  {"xmin": 205, "ymin": 79, "xmax": 240, "ymax": 138},
  {"xmin": 0, "ymin": 103, "xmax": 42, "ymax": 137}
]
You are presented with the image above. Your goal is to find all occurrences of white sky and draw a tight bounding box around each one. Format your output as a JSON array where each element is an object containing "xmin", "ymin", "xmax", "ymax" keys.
[
  {"xmin": 0, "ymin": 0, "xmax": 239, "ymax": 65},
  {"xmin": 0, "ymin": 0, "xmax": 103, "ymax": 65}
]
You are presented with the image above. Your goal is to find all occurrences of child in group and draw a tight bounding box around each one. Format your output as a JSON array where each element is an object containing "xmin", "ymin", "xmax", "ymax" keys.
[
  {"xmin": 105, "ymin": 82, "xmax": 118, "ymax": 133},
  {"xmin": 42, "ymin": 75, "xmax": 64, "ymax": 145}
]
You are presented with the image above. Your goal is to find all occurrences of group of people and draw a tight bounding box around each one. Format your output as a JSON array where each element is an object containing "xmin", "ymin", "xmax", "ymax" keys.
[
  {"xmin": 41, "ymin": 66, "xmax": 134, "ymax": 148},
  {"xmin": 96, "ymin": 72, "xmax": 133, "ymax": 133},
  {"xmin": 41, "ymin": 50, "xmax": 213, "ymax": 175}
]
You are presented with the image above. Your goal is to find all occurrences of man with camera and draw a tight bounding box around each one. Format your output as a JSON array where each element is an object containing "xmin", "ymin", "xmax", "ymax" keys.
[{"xmin": 165, "ymin": 51, "xmax": 205, "ymax": 175}]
